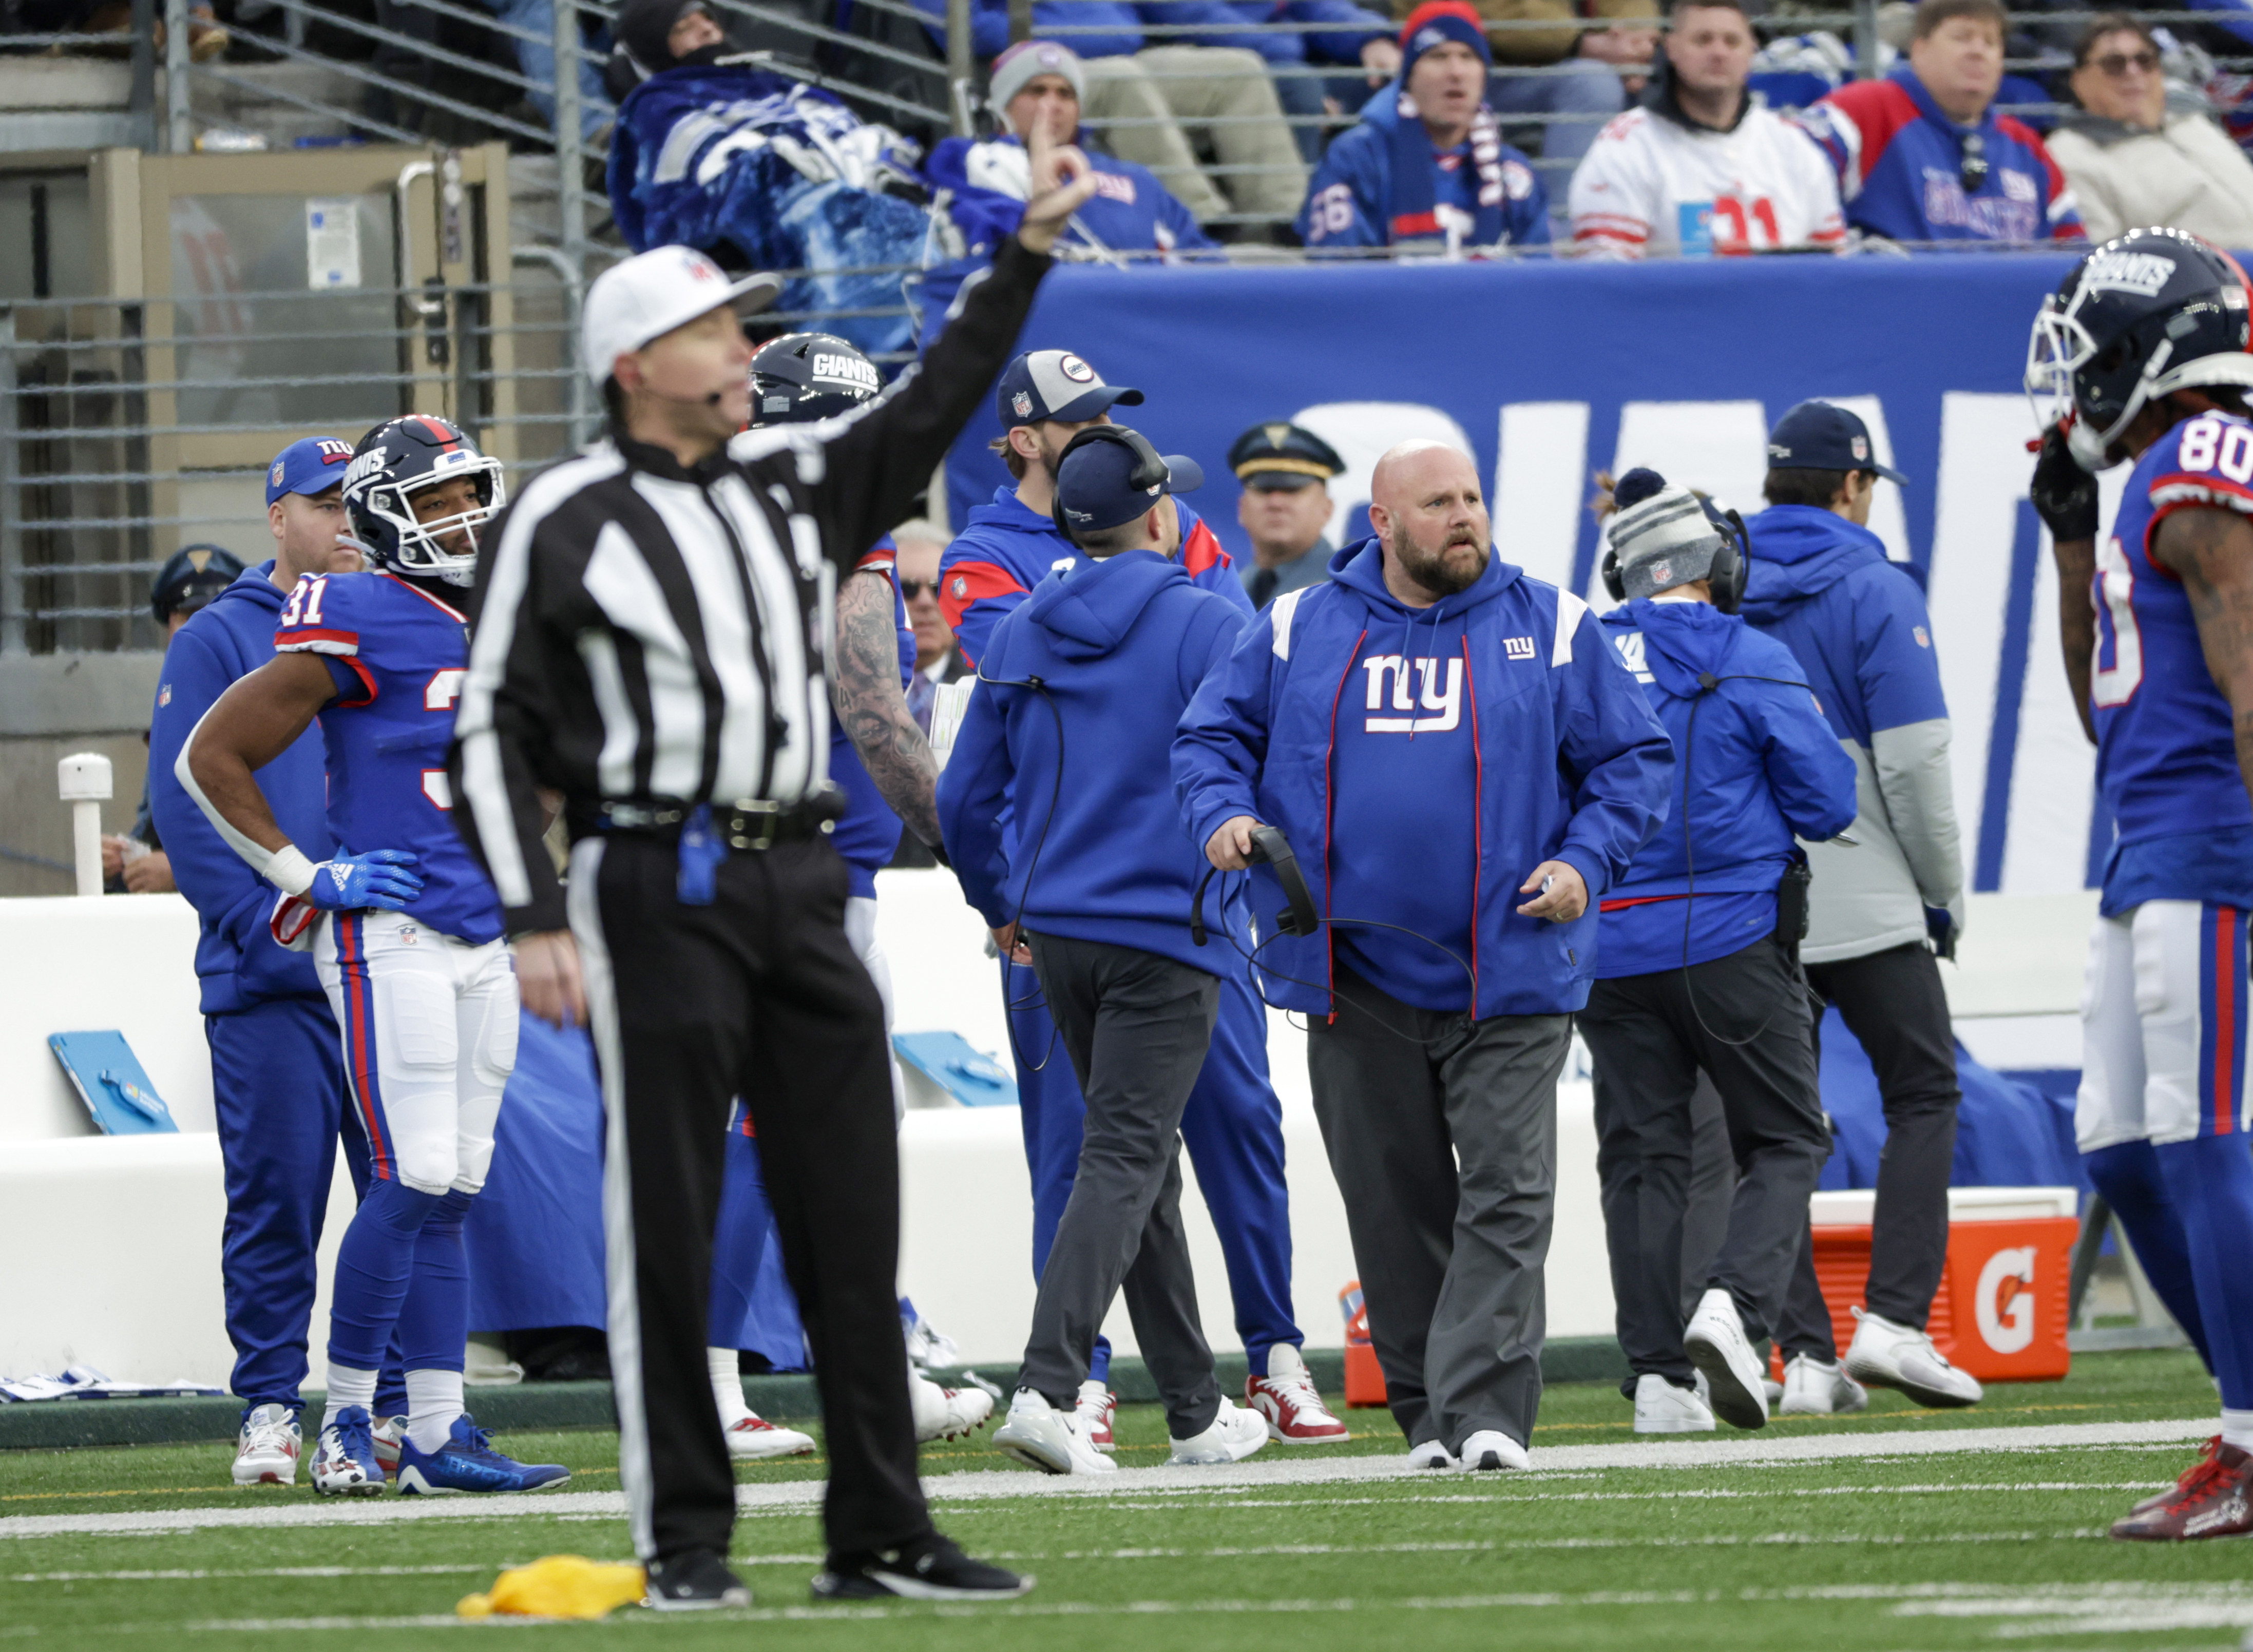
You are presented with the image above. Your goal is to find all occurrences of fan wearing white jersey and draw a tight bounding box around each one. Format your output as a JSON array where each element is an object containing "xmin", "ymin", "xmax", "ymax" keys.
[{"xmin": 1570, "ymin": 0, "xmax": 1844, "ymax": 257}]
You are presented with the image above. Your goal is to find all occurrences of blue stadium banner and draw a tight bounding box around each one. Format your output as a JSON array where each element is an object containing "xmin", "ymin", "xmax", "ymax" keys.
[{"xmin": 945, "ymin": 253, "xmax": 2102, "ymax": 898}]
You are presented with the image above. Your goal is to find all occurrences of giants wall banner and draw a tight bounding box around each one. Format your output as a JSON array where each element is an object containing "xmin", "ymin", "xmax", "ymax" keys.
[{"xmin": 945, "ymin": 251, "xmax": 2113, "ymax": 897}]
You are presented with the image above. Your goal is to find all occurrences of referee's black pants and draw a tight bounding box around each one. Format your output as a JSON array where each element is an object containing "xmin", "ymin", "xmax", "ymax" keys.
[
  {"xmin": 1578, "ymin": 937, "xmax": 1830, "ymax": 1390},
  {"xmin": 568, "ymin": 833, "xmax": 928, "ymax": 1566}
]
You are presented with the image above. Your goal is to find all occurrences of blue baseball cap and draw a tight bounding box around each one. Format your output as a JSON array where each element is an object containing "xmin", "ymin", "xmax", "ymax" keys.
[
  {"xmin": 996, "ymin": 349, "xmax": 1143, "ymax": 429},
  {"xmin": 1054, "ymin": 429, "xmax": 1202, "ymax": 537},
  {"xmin": 265, "ymin": 436, "xmax": 357, "ymax": 505},
  {"xmin": 1765, "ymin": 400, "xmax": 1908, "ymax": 485}
]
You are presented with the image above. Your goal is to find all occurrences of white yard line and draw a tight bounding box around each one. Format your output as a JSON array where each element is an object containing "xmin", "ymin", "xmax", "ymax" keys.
[
  {"xmin": 0, "ymin": 1418, "xmax": 2212, "ymax": 1542},
  {"xmin": 103, "ymin": 1581, "xmax": 2253, "ymax": 1633}
]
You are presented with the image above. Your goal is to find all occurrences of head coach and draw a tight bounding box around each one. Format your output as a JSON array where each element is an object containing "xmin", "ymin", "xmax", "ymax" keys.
[
  {"xmin": 448, "ymin": 136, "xmax": 1100, "ymax": 1608},
  {"xmin": 1173, "ymin": 440, "xmax": 1673, "ymax": 1472}
]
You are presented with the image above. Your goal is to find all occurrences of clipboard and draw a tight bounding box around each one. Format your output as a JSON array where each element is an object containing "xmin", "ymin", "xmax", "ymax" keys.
[{"xmin": 48, "ymin": 1031, "xmax": 179, "ymax": 1136}]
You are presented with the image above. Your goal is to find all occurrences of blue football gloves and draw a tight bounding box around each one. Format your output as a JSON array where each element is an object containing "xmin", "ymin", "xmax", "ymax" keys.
[{"xmin": 304, "ymin": 849, "xmax": 423, "ymax": 912}]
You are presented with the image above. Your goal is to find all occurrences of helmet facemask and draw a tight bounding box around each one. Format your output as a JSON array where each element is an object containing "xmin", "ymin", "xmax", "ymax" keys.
[{"xmin": 363, "ymin": 455, "xmax": 506, "ymax": 587}]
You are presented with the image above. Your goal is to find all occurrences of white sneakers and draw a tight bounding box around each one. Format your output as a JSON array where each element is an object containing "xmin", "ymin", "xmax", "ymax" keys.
[
  {"xmin": 1168, "ymin": 1397, "xmax": 1269, "ymax": 1466},
  {"xmin": 1633, "ymin": 1372, "xmax": 1716, "ymax": 1434},
  {"xmin": 910, "ymin": 1366, "xmax": 995, "ymax": 1444},
  {"xmin": 1845, "ymin": 1307, "xmax": 1983, "ymax": 1408},
  {"xmin": 1458, "ymin": 1429, "xmax": 1527, "ymax": 1471},
  {"xmin": 995, "ymin": 1387, "xmax": 1116, "ymax": 1475},
  {"xmin": 1407, "ymin": 1439, "xmax": 1459, "ymax": 1470},
  {"xmin": 1780, "ymin": 1353, "xmax": 1870, "ymax": 1415},
  {"xmin": 1683, "ymin": 1288, "xmax": 1770, "ymax": 1430},
  {"xmin": 232, "ymin": 1403, "xmax": 302, "ymax": 1486},
  {"xmin": 1246, "ymin": 1345, "xmax": 1351, "ymax": 1444},
  {"xmin": 1075, "ymin": 1379, "xmax": 1117, "ymax": 1453}
]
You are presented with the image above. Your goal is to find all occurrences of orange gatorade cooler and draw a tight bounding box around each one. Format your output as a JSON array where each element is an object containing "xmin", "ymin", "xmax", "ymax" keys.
[
  {"xmin": 1341, "ymin": 1281, "xmax": 1387, "ymax": 1407},
  {"xmin": 1786, "ymin": 1187, "xmax": 2079, "ymax": 1383}
]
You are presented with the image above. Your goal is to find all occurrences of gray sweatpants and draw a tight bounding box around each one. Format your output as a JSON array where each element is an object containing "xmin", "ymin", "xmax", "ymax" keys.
[
  {"xmin": 1020, "ymin": 931, "xmax": 1225, "ymax": 1440},
  {"xmin": 1306, "ymin": 966, "xmax": 1570, "ymax": 1453}
]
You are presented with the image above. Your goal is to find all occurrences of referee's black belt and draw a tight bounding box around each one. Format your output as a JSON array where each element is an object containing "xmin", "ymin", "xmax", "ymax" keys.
[{"xmin": 572, "ymin": 790, "xmax": 843, "ymax": 851}]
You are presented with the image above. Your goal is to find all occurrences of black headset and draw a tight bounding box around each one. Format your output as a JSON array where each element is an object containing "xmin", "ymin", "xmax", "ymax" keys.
[
  {"xmin": 1600, "ymin": 497, "xmax": 1749, "ymax": 614},
  {"xmin": 1048, "ymin": 425, "xmax": 1172, "ymax": 549},
  {"xmin": 1191, "ymin": 825, "xmax": 1318, "ymax": 948}
]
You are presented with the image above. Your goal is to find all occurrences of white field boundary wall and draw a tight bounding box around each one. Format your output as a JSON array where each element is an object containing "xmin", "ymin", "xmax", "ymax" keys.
[{"xmin": 0, "ymin": 879, "xmax": 2093, "ymax": 1386}]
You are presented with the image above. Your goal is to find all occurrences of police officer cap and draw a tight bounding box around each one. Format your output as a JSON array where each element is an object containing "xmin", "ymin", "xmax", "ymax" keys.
[
  {"xmin": 151, "ymin": 544, "xmax": 246, "ymax": 623},
  {"xmin": 1228, "ymin": 420, "xmax": 1344, "ymax": 492},
  {"xmin": 1766, "ymin": 400, "xmax": 1908, "ymax": 485},
  {"xmin": 1054, "ymin": 428, "xmax": 1203, "ymax": 536}
]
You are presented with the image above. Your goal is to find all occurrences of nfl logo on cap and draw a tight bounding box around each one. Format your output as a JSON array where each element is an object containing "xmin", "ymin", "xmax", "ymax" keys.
[
  {"xmin": 1013, "ymin": 391, "xmax": 1033, "ymax": 418},
  {"xmin": 1851, "ymin": 435, "xmax": 1869, "ymax": 462},
  {"xmin": 271, "ymin": 460, "xmax": 285, "ymax": 486}
]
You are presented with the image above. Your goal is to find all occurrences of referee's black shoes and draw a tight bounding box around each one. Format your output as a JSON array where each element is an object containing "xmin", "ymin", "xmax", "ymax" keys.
[
  {"xmin": 643, "ymin": 1549, "xmax": 751, "ymax": 1610},
  {"xmin": 810, "ymin": 1533, "xmax": 1034, "ymax": 1601}
]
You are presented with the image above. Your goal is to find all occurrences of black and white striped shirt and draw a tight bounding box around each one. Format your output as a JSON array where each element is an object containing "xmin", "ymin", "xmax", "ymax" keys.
[{"xmin": 450, "ymin": 240, "xmax": 1052, "ymax": 934}]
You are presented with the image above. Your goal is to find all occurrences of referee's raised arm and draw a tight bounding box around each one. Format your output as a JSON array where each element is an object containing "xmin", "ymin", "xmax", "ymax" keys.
[{"xmin": 738, "ymin": 126, "xmax": 1101, "ymax": 572}]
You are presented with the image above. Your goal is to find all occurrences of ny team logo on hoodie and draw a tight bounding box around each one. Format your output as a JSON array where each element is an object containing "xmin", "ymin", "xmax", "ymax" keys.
[{"xmin": 1363, "ymin": 655, "xmax": 1462, "ymax": 733}]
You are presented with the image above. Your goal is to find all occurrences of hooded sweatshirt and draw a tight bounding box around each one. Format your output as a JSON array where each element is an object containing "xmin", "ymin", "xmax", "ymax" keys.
[
  {"xmin": 1594, "ymin": 597, "xmax": 1858, "ymax": 978},
  {"xmin": 1740, "ymin": 504, "xmax": 1964, "ymax": 964},
  {"xmin": 940, "ymin": 485, "xmax": 1245, "ymax": 669},
  {"xmin": 938, "ymin": 548, "xmax": 1248, "ymax": 975},
  {"xmin": 1174, "ymin": 537, "xmax": 1673, "ymax": 1019},
  {"xmin": 145, "ymin": 563, "xmax": 336, "ymax": 1014}
]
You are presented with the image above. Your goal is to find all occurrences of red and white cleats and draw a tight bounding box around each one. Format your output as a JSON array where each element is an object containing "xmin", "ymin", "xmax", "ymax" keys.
[
  {"xmin": 1076, "ymin": 1379, "xmax": 1117, "ymax": 1453},
  {"xmin": 231, "ymin": 1403, "xmax": 301, "ymax": 1486},
  {"xmin": 1246, "ymin": 1345, "xmax": 1350, "ymax": 1445},
  {"xmin": 2132, "ymin": 1435, "xmax": 2221, "ymax": 1514},
  {"xmin": 2112, "ymin": 1440, "xmax": 2253, "ymax": 1540},
  {"xmin": 371, "ymin": 1414, "xmax": 406, "ymax": 1480},
  {"xmin": 911, "ymin": 1367, "xmax": 995, "ymax": 1443},
  {"xmin": 723, "ymin": 1413, "xmax": 817, "ymax": 1461}
]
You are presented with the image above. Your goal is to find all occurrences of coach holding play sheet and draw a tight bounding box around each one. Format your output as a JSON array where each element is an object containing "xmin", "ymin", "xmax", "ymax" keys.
[{"xmin": 1174, "ymin": 440, "xmax": 1672, "ymax": 1473}]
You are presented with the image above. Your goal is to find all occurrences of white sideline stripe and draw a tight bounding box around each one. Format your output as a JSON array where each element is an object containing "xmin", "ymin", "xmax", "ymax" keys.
[
  {"xmin": 0, "ymin": 1419, "xmax": 2212, "ymax": 1540},
  {"xmin": 140, "ymin": 1582, "xmax": 2253, "ymax": 1632}
]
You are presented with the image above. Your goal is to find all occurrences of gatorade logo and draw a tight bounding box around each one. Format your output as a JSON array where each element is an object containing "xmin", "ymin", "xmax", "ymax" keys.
[{"xmin": 1975, "ymin": 1245, "xmax": 2036, "ymax": 1355}]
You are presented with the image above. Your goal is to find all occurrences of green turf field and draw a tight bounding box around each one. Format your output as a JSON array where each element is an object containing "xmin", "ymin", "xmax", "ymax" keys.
[{"xmin": 2, "ymin": 1350, "xmax": 2245, "ymax": 1650}]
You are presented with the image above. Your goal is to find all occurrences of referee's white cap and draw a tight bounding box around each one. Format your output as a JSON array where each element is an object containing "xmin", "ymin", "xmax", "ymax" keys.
[{"xmin": 582, "ymin": 245, "xmax": 782, "ymax": 387}]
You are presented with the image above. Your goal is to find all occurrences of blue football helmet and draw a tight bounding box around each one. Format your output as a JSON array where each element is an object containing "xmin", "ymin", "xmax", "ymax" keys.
[
  {"xmin": 341, "ymin": 415, "xmax": 505, "ymax": 587},
  {"xmin": 2028, "ymin": 227, "xmax": 2253, "ymax": 470}
]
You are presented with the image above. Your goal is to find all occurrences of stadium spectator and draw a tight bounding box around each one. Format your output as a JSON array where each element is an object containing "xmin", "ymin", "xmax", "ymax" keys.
[
  {"xmin": 912, "ymin": 3, "xmax": 1307, "ymax": 225},
  {"xmin": 921, "ymin": 40, "xmax": 1214, "ymax": 334},
  {"xmin": 1299, "ymin": 2, "xmax": 1552, "ymax": 251},
  {"xmin": 2046, "ymin": 14, "xmax": 2253, "ymax": 246},
  {"xmin": 1568, "ymin": 0, "xmax": 1845, "ymax": 256},
  {"xmin": 1132, "ymin": 0, "xmax": 1400, "ymax": 163},
  {"xmin": 1229, "ymin": 420, "xmax": 1346, "ymax": 607},
  {"xmin": 1176, "ymin": 440, "xmax": 1673, "ymax": 1472},
  {"xmin": 1419, "ymin": 0, "xmax": 1656, "ymax": 165},
  {"xmin": 104, "ymin": 546, "xmax": 247, "ymax": 896},
  {"xmin": 1798, "ymin": 0, "xmax": 2084, "ymax": 244}
]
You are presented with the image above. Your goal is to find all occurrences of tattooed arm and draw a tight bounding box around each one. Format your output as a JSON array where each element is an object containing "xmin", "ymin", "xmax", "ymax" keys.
[
  {"xmin": 834, "ymin": 569, "xmax": 942, "ymax": 852},
  {"xmin": 2156, "ymin": 504, "xmax": 2253, "ymax": 805}
]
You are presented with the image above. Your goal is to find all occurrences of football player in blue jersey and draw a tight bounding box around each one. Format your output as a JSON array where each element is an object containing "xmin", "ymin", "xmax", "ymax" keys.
[
  {"xmin": 703, "ymin": 333, "xmax": 995, "ymax": 1455},
  {"xmin": 179, "ymin": 414, "xmax": 566, "ymax": 1499},
  {"xmin": 2030, "ymin": 227, "xmax": 2253, "ymax": 1540}
]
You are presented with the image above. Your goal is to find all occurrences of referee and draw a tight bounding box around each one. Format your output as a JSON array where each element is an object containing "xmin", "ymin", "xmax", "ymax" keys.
[{"xmin": 450, "ymin": 137, "xmax": 1099, "ymax": 1610}]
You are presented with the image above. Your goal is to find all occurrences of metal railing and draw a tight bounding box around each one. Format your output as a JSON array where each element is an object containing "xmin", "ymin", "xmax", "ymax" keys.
[{"xmin": 0, "ymin": 267, "xmax": 919, "ymax": 648}]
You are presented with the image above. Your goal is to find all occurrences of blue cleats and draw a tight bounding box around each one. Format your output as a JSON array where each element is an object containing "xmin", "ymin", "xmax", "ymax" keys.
[
  {"xmin": 311, "ymin": 1406, "xmax": 384, "ymax": 1498},
  {"xmin": 393, "ymin": 1414, "xmax": 570, "ymax": 1496}
]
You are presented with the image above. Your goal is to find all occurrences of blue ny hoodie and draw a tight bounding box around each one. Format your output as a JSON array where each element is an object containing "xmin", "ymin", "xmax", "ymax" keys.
[
  {"xmin": 1594, "ymin": 598, "xmax": 1858, "ymax": 978},
  {"xmin": 1739, "ymin": 503, "xmax": 1965, "ymax": 963},
  {"xmin": 1174, "ymin": 538, "xmax": 1673, "ymax": 1019},
  {"xmin": 146, "ymin": 563, "xmax": 337, "ymax": 1014},
  {"xmin": 939, "ymin": 548, "xmax": 1249, "ymax": 975}
]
